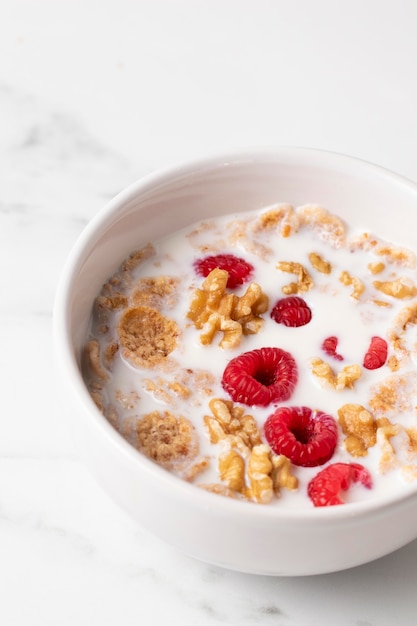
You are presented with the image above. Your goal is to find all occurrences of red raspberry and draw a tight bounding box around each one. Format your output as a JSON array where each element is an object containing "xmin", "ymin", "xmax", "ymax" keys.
[
  {"xmin": 193, "ymin": 253, "xmax": 254, "ymax": 289},
  {"xmin": 308, "ymin": 462, "xmax": 373, "ymax": 507},
  {"xmin": 221, "ymin": 347, "xmax": 298, "ymax": 407},
  {"xmin": 264, "ymin": 406, "xmax": 338, "ymax": 467},
  {"xmin": 321, "ymin": 336, "xmax": 344, "ymax": 361},
  {"xmin": 270, "ymin": 296, "xmax": 312, "ymax": 327},
  {"xmin": 363, "ymin": 336, "xmax": 388, "ymax": 370}
]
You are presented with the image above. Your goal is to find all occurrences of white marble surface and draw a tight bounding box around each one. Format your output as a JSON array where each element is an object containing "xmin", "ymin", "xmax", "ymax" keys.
[{"xmin": 2, "ymin": 1, "xmax": 417, "ymax": 624}]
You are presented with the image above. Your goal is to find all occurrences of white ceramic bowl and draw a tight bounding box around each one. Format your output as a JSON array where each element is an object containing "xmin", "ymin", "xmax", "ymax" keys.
[{"xmin": 53, "ymin": 147, "xmax": 417, "ymax": 576}]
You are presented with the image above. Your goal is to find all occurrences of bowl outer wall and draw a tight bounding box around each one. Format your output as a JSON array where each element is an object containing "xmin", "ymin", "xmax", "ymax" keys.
[
  {"xmin": 68, "ymin": 385, "xmax": 417, "ymax": 576},
  {"xmin": 54, "ymin": 147, "xmax": 417, "ymax": 575}
]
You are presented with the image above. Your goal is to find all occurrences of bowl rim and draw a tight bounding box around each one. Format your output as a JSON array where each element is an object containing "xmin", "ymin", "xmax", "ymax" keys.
[{"xmin": 53, "ymin": 145, "xmax": 417, "ymax": 521}]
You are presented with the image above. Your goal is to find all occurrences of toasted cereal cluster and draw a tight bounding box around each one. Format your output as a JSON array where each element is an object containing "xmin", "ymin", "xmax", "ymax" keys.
[
  {"xmin": 118, "ymin": 306, "xmax": 179, "ymax": 368},
  {"xmin": 131, "ymin": 276, "xmax": 179, "ymax": 308},
  {"xmin": 388, "ymin": 302, "xmax": 417, "ymax": 366},
  {"xmin": 125, "ymin": 410, "xmax": 208, "ymax": 481},
  {"xmin": 369, "ymin": 372, "xmax": 417, "ymax": 417},
  {"xmin": 350, "ymin": 232, "xmax": 417, "ymax": 268},
  {"xmin": 297, "ymin": 204, "xmax": 346, "ymax": 248},
  {"xmin": 83, "ymin": 339, "xmax": 109, "ymax": 383},
  {"xmin": 135, "ymin": 411, "xmax": 198, "ymax": 466},
  {"xmin": 143, "ymin": 370, "xmax": 214, "ymax": 404},
  {"xmin": 251, "ymin": 203, "xmax": 301, "ymax": 238}
]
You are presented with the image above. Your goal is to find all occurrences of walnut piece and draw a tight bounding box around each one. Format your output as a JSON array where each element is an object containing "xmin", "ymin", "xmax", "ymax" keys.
[
  {"xmin": 338, "ymin": 404, "xmax": 377, "ymax": 457},
  {"xmin": 187, "ymin": 268, "xmax": 268, "ymax": 348},
  {"xmin": 311, "ymin": 358, "xmax": 362, "ymax": 390},
  {"xmin": 308, "ymin": 252, "xmax": 332, "ymax": 274},
  {"xmin": 271, "ymin": 454, "xmax": 298, "ymax": 493},
  {"xmin": 373, "ymin": 278, "xmax": 417, "ymax": 300},
  {"xmin": 276, "ymin": 261, "xmax": 314, "ymax": 294},
  {"xmin": 247, "ymin": 444, "xmax": 274, "ymax": 504},
  {"xmin": 219, "ymin": 447, "xmax": 246, "ymax": 492},
  {"xmin": 204, "ymin": 399, "xmax": 297, "ymax": 503},
  {"xmin": 339, "ymin": 271, "xmax": 365, "ymax": 300},
  {"xmin": 204, "ymin": 398, "xmax": 262, "ymax": 448},
  {"xmin": 368, "ymin": 261, "xmax": 385, "ymax": 275}
]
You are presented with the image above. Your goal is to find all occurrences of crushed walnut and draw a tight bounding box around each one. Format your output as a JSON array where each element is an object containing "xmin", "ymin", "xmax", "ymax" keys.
[
  {"xmin": 309, "ymin": 252, "xmax": 332, "ymax": 274},
  {"xmin": 339, "ymin": 271, "xmax": 365, "ymax": 300},
  {"xmin": 276, "ymin": 261, "xmax": 314, "ymax": 294},
  {"xmin": 187, "ymin": 268, "xmax": 268, "ymax": 348},
  {"xmin": 368, "ymin": 262, "xmax": 385, "ymax": 275},
  {"xmin": 204, "ymin": 398, "xmax": 262, "ymax": 448},
  {"xmin": 373, "ymin": 278, "xmax": 417, "ymax": 300},
  {"xmin": 311, "ymin": 358, "xmax": 362, "ymax": 390},
  {"xmin": 204, "ymin": 399, "xmax": 297, "ymax": 503},
  {"xmin": 338, "ymin": 404, "xmax": 377, "ymax": 457}
]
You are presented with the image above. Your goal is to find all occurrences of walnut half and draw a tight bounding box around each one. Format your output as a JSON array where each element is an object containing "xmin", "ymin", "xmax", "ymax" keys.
[
  {"xmin": 338, "ymin": 404, "xmax": 377, "ymax": 457},
  {"xmin": 187, "ymin": 269, "xmax": 269, "ymax": 348}
]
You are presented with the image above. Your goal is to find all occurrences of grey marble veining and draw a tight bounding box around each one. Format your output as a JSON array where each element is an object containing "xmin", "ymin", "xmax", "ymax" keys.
[{"xmin": 2, "ymin": 2, "xmax": 417, "ymax": 624}]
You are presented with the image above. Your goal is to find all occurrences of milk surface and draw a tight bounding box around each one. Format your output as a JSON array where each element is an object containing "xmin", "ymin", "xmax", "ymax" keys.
[{"xmin": 84, "ymin": 205, "xmax": 417, "ymax": 508}]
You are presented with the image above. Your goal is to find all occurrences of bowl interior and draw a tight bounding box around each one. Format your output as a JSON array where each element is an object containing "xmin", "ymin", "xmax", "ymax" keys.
[{"xmin": 66, "ymin": 148, "xmax": 417, "ymax": 364}]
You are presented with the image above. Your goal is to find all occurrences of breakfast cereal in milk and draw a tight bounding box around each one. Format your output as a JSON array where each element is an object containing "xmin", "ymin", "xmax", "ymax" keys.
[{"xmin": 82, "ymin": 203, "xmax": 417, "ymax": 508}]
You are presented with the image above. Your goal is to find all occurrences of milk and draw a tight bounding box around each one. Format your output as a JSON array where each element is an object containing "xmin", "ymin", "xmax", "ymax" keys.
[{"xmin": 84, "ymin": 205, "xmax": 417, "ymax": 508}]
